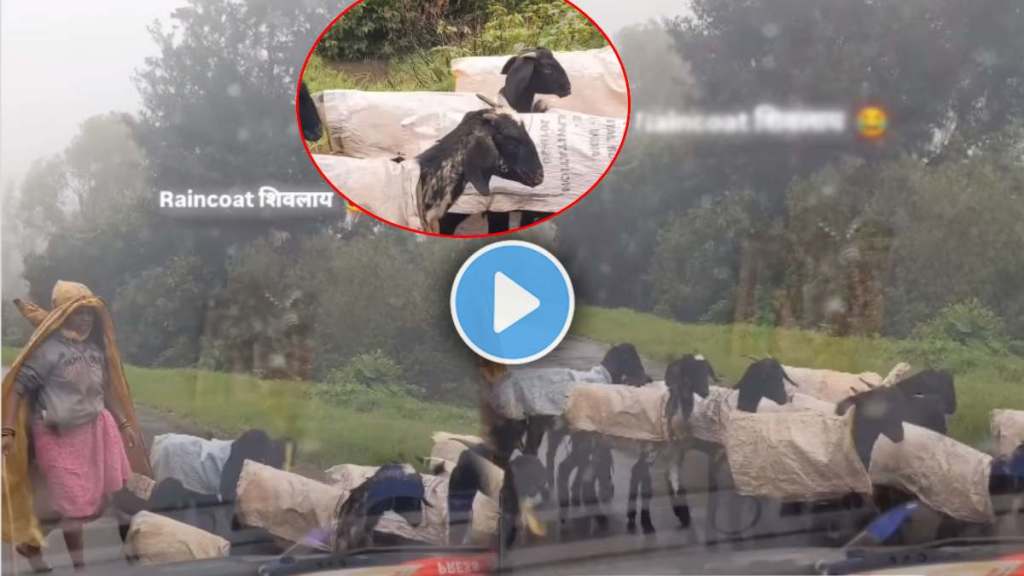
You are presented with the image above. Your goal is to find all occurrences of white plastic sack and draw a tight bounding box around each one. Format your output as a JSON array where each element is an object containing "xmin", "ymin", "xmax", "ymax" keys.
[
  {"xmin": 870, "ymin": 423, "xmax": 994, "ymax": 523},
  {"xmin": 490, "ymin": 365, "xmax": 611, "ymax": 420},
  {"xmin": 782, "ymin": 365, "xmax": 882, "ymax": 403},
  {"xmin": 469, "ymin": 493, "xmax": 500, "ymax": 545},
  {"xmin": 312, "ymin": 154, "xmax": 423, "ymax": 230},
  {"xmin": 725, "ymin": 411, "xmax": 872, "ymax": 500},
  {"xmin": 150, "ymin": 433, "xmax": 234, "ymax": 496},
  {"xmin": 451, "ymin": 47, "xmax": 628, "ymax": 118},
  {"xmin": 235, "ymin": 460, "xmax": 345, "ymax": 544},
  {"xmin": 880, "ymin": 362, "xmax": 913, "ymax": 387},
  {"xmin": 313, "ymin": 98, "xmax": 625, "ymax": 214},
  {"xmin": 126, "ymin": 511, "xmax": 230, "ymax": 565},
  {"xmin": 325, "ymin": 463, "xmax": 416, "ymax": 488},
  {"xmin": 990, "ymin": 409, "xmax": 1024, "ymax": 457},
  {"xmin": 319, "ymin": 90, "xmax": 486, "ymax": 157},
  {"xmin": 427, "ymin": 435, "xmax": 504, "ymax": 501},
  {"xmin": 689, "ymin": 386, "xmax": 738, "ymax": 445},
  {"xmin": 563, "ymin": 383, "xmax": 670, "ymax": 442}
]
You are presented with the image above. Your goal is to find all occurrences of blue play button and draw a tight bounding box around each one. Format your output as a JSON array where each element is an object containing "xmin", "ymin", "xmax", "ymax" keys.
[{"xmin": 450, "ymin": 241, "xmax": 575, "ymax": 365}]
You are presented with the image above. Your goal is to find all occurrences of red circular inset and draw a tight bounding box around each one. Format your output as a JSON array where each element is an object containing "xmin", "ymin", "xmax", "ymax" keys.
[{"xmin": 296, "ymin": 0, "xmax": 631, "ymax": 239}]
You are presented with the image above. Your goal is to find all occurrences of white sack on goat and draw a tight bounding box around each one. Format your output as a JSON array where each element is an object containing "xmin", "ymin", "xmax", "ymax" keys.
[
  {"xmin": 330, "ymin": 467, "xmax": 449, "ymax": 546},
  {"xmin": 490, "ymin": 365, "xmax": 611, "ymax": 420},
  {"xmin": 564, "ymin": 383, "xmax": 669, "ymax": 441},
  {"xmin": 150, "ymin": 433, "xmax": 234, "ymax": 495},
  {"xmin": 451, "ymin": 47, "xmax": 628, "ymax": 118},
  {"xmin": 756, "ymin": 391, "xmax": 836, "ymax": 415},
  {"xmin": 990, "ymin": 409, "xmax": 1024, "ymax": 457},
  {"xmin": 236, "ymin": 460, "xmax": 345, "ymax": 544},
  {"xmin": 781, "ymin": 366, "xmax": 882, "ymax": 403},
  {"xmin": 126, "ymin": 511, "xmax": 230, "ymax": 565},
  {"xmin": 880, "ymin": 362, "xmax": 913, "ymax": 387},
  {"xmin": 314, "ymin": 93, "xmax": 625, "ymax": 213},
  {"xmin": 312, "ymin": 154, "xmax": 423, "ymax": 230},
  {"xmin": 325, "ymin": 463, "xmax": 417, "ymax": 487},
  {"xmin": 319, "ymin": 90, "xmax": 486, "ymax": 157},
  {"xmin": 470, "ymin": 493, "xmax": 500, "ymax": 545},
  {"xmin": 427, "ymin": 432, "xmax": 485, "ymax": 475},
  {"xmin": 689, "ymin": 386, "xmax": 738, "ymax": 445},
  {"xmin": 725, "ymin": 410, "xmax": 872, "ymax": 500},
  {"xmin": 426, "ymin": 435, "xmax": 504, "ymax": 501},
  {"xmin": 870, "ymin": 423, "xmax": 994, "ymax": 523}
]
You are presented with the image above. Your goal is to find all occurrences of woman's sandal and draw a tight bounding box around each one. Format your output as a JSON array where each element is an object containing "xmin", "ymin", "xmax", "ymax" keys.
[{"xmin": 15, "ymin": 543, "xmax": 53, "ymax": 573}]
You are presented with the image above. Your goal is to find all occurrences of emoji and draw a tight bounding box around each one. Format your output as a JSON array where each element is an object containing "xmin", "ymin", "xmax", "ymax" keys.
[{"xmin": 856, "ymin": 105, "xmax": 888, "ymax": 139}]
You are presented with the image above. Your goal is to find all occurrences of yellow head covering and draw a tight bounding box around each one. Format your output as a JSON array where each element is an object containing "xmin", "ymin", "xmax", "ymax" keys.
[{"xmin": 2, "ymin": 280, "xmax": 151, "ymax": 547}]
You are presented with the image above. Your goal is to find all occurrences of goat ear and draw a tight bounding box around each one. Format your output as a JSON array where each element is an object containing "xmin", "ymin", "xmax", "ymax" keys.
[
  {"xmin": 503, "ymin": 57, "xmax": 535, "ymax": 105},
  {"xmin": 464, "ymin": 134, "xmax": 499, "ymax": 196}
]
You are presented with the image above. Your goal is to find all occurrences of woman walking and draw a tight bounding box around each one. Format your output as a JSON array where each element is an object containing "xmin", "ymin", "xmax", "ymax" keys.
[{"xmin": 2, "ymin": 280, "xmax": 151, "ymax": 572}]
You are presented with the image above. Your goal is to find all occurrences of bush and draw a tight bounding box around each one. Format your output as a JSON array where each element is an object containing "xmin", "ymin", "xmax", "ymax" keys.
[
  {"xmin": 315, "ymin": 0, "xmax": 603, "ymax": 62},
  {"xmin": 912, "ymin": 298, "xmax": 1008, "ymax": 351}
]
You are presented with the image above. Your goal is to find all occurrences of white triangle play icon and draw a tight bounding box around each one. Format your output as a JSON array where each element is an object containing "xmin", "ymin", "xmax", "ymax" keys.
[{"xmin": 493, "ymin": 271, "xmax": 540, "ymax": 334}]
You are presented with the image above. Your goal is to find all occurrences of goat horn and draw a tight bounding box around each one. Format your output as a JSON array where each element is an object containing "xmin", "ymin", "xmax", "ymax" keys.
[
  {"xmin": 743, "ymin": 354, "xmax": 761, "ymax": 362},
  {"xmin": 859, "ymin": 377, "xmax": 877, "ymax": 388},
  {"xmin": 476, "ymin": 93, "xmax": 500, "ymax": 108},
  {"xmin": 782, "ymin": 369, "xmax": 799, "ymax": 387}
]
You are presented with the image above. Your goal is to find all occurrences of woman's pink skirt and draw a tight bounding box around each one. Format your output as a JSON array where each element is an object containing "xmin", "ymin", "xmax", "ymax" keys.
[{"xmin": 31, "ymin": 409, "xmax": 131, "ymax": 519}]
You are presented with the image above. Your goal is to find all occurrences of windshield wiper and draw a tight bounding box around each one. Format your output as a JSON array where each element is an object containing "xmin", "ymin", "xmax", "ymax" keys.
[{"xmin": 818, "ymin": 536, "xmax": 1024, "ymax": 575}]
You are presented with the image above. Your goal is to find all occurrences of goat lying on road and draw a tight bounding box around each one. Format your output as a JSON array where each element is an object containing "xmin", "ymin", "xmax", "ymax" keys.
[{"xmin": 333, "ymin": 464, "xmax": 428, "ymax": 553}]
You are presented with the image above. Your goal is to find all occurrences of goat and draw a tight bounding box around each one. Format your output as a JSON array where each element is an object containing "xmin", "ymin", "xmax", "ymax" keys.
[
  {"xmin": 499, "ymin": 47, "xmax": 572, "ymax": 113},
  {"xmin": 438, "ymin": 48, "xmax": 569, "ymax": 235},
  {"xmin": 694, "ymin": 358, "xmax": 798, "ymax": 540},
  {"xmin": 298, "ymin": 82, "xmax": 322, "ymax": 142},
  {"xmin": 112, "ymin": 429, "xmax": 290, "ymax": 554},
  {"xmin": 333, "ymin": 464, "xmax": 428, "ymax": 553},
  {"xmin": 889, "ymin": 369, "xmax": 956, "ymax": 435},
  {"xmin": 417, "ymin": 99, "xmax": 543, "ymax": 233}
]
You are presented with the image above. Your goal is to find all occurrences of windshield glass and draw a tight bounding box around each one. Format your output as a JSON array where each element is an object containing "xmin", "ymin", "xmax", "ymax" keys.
[{"xmin": 2, "ymin": 1, "xmax": 1024, "ymax": 575}]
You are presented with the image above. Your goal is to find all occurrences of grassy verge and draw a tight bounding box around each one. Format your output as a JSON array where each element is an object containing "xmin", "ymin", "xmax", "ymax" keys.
[
  {"xmin": 1, "ymin": 346, "xmax": 476, "ymax": 470},
  {"xmin": 572, "ymin": 306, "xmax": 1024, "ymax": 446}
]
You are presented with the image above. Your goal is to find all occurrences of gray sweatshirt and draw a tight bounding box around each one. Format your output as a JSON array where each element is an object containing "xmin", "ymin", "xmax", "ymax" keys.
[{"xmin": 15, "ymin": 333, "xmax": 107, "ymax": 430}]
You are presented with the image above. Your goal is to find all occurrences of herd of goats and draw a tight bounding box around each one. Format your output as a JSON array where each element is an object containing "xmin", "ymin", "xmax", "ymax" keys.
[{"xmin": 107, "ymin": 342, "xmax": 1024, "ymax": 565}]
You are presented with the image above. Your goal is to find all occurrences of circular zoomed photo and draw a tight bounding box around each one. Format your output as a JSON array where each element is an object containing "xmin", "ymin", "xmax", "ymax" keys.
[{"xmin": 297, "ymin": 0, "xmax": 630, "ymax": 237}]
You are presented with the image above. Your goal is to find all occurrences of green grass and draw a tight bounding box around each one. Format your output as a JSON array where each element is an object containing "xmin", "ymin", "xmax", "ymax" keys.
[
  {"xmin": 2, "ymin": 346, "xmax": 476, "ymax": 470},
  {"xmin": 572, "ymin": 306, "xmax": 1024, "ymax": 446}
]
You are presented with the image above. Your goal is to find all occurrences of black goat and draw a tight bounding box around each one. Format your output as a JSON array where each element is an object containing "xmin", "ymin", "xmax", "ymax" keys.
[
  {"xmin": 418, "ymin": 105, "xmax": 543, "ymax": 233},
  {"xmin": 334, "ymin": 464, "xmax": 427, "ymax": 553},
  {"xmin": 499, "ymin": 47, "xmax": 571, "ymax": 113},
  {"xmin": 298, "ymin": 82, "xmax": 322, "ymax": 142},
  {"xmin": 836, "ymin": 387, "xmax": 909, "ymax": 469},
  {"xmin": 890, "ymin": 369, "xmax": 956, "ymax": 435},
  {"xmin": 438, "ymin": 48, "xmax": 569, "ymax": 235}
]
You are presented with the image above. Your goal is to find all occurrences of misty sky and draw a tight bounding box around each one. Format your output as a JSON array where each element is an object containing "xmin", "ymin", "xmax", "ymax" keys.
[{"xmin": 0, "ymin": 0, "xmax": 690, "ymax": 190}]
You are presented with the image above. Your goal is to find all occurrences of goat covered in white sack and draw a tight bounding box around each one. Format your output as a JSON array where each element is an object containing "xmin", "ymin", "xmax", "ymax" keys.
[{"xmin": 313, "ymin": 97, "xmax": 542, "ymax": 233}]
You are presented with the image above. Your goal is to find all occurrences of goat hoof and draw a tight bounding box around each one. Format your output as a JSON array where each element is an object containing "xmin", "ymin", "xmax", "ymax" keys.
[
  {"xmin": 641, "ymin": 511, "xmax": 656, "ymax": 535},
  {"xmin": 673, "ymin": 505, "xmax": 692, "ymax": 529},
  {"xmin": 626, "ymin": 519, "xmax": 637, "ymax": 533},
  {"xmin": 595, "ymin": 514, "xmax": 609, "ymax": 532}
]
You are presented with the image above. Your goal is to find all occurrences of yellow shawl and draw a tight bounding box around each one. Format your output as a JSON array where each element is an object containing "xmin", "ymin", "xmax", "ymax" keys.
[{"xmin": 2, "ymin": 281, "xmax": 151, "ymax": 547}]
